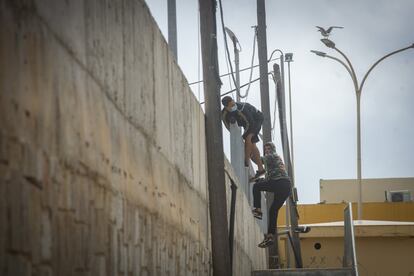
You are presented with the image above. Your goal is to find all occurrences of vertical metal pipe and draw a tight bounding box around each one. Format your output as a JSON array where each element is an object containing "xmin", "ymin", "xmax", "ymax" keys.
[
  {"xmin": 168, "ymin": 0, "xmax": 178, "ymax": 60},
  {"xmin": 274, "ymin": 62, "xmax": 303, "ymax": 268},
  {"xmin": 235, "ymin": 45, "xmax": 240, "ymax": 102},
  {"xmin": 287, "ymin": 61, "xmax": 295, "ymax": 183},
  {"xmin": 356, "ymin": 91, "xmax": 362, "ymax": 221},
  {"xmin": 256, "ymin": 2, "xmax": 275, "ymax": 267},
  {"xmin": 278, "ymin": 56, "xmax": 292, "ymax": 268},
  {"xmin": 199, "ymin": 0, "xmax": 231, "ymax": 275},
  {"xmin": 275, "ymin": 63, "xmax": 291, "ymax": 268},
  {"xmin": 229, "ymin": 181, "xmax": 237, "ymax": 271}
]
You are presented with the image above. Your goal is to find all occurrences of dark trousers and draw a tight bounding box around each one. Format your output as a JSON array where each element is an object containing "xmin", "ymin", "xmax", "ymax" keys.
[{"xmin": 253, "ymin": 178, "xmax": 291, "ymax": 234}]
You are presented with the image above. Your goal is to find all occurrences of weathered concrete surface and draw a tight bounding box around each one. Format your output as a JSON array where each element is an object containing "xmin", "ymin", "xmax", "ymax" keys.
[
  {"xmin": 224, "ymin": 161, "xmax": 267, "ymax": 275},
  {"xmin": 253, "ymin": 268, "xmax": 354, "ymax": 276},
  {"xmin": 0, "ymin": 0, "xmax": 265, "ymax": 275}
]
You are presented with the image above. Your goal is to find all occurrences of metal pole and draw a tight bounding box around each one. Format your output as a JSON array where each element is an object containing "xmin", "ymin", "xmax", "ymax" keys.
[
  {"xmin": 274, "ymin": 63, "xmax": 303, "ymax": 268},
  {"xmin": 355, "ymin": 44, "xmax": 413, "ymax": 220},
  {"xmin": 328, "ymin": 46, "xmax": 362, "ymax": 220},
  {"xmin": 314, "ymin": 42, "xmax": 414, "ymax": 221},
  {"xmin": 287, "ymin": 61, "xmax": 295, "ymax": 183},
  {"xmin": 167, "ymin": 0, "xmax": 178, "ymax": 60},
  {"xmin": 229, "ymin": 181, "xmax": 238, "ymax": 269},
  {"xmin": 356, "ymin": 91, "xmax": 362, "ymax": 221},
  {"xmin": 257, "ymin": 0, "xmax": 276, "ymax": 268},
  {"xmin": 285, "ymin": 56, "xmax": 303, "ymax": 267},
  {"xmin": 280, "ymin": 55, "xmax": 292, "ymax": 268},
  {"xmin": 256, "ymin": 0, "xmax": 272, "ymax": 143},
  {"xmin": 198, "ymin": 1, "xmax": 232, "ymax": 275},
  {"xmin": 276, "ymin": 61, "xmax": 294, "ymax": 268}
]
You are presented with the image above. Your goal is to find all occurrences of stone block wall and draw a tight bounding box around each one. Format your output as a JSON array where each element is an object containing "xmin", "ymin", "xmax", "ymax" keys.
[{"xmin": 0, "ymin": 0, "xmax": 266, "ymax": 275}]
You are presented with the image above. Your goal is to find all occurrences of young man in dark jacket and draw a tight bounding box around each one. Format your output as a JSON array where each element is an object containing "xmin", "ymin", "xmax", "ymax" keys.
[
  {"xmin": 252, "ymin": 142, "xmax": 291, "ymax": 248},
  {"xmin": 221, "ymin": 96, "xmax": 265, "ymax": 179}
]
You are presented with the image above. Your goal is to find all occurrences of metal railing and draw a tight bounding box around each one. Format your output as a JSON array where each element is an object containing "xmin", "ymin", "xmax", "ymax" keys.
[{"xmin": 343, "ymin": 203, "xmax": 359, "ymax": 276}]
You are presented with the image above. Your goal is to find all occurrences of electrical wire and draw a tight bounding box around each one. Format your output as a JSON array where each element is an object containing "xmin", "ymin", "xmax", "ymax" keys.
[
  {"xmin": 238, "ymin": 26, "xmax": 257, "ymax": 99},
  {"xmin": 223, "ymin": 37, "xmax": 234, "ymax": 98},
  {"xmin": 199, "ymin": 72, "xmax": 272, "ymax": 105},
  {"xmin": 236, "ymin": 27, "xmax": 258, "ymax": 113},
  {"xmin": 218, "ymin": 0, "xmax": 239, "ymax": 95},
  {"xmin": 189, "ymin": 57, "xmax": 280, "ymax": 86}
]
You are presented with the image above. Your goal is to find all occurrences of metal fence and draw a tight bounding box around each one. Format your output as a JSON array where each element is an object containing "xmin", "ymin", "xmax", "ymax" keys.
[{"xmin": 343, "ymin": 203, "xmax": 359, "ymax": 276}]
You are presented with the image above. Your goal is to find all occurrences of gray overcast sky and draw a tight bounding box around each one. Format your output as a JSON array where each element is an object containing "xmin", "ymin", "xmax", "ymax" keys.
[{"xmin": 146, "ymin": 0, "xmax": 414, "ymax": 204}]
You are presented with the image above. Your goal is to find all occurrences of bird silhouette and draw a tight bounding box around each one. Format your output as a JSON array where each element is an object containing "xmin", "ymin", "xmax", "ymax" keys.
[{"xmin": 316, "ymin": 26, "xmax": 344, "ymax": 37}]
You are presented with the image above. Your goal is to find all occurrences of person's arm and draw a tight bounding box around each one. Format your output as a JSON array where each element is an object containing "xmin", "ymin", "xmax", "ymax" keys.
[
  {"xmin": 276, "ymin": 154, "xmax": 288, "ymax": 175},
  {"xmin": 261, "ymin": 156, "xmax": 267, "ymax": 170},
  {"xmin": 222, "ymin": 109, "xmax": 230, "ymax": 131},
  {"xmin": 238, "ymin": 111, "xmax": 250, "ymax": 138}
]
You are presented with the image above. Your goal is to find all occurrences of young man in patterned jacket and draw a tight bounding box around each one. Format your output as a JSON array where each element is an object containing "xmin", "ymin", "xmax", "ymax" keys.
[{"xmin": 252, "ymin": 142, "xmax": 291, "ymax": 248}]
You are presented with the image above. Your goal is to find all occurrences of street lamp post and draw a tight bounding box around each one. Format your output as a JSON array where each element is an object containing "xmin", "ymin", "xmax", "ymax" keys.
[
  {"xmin": 270, "ymin": 49, "xmax": 292, "ymax": 267},
  {"xmin": 270, "ymin": 49, "xmax": 304, "ymax": 268},
  {"xmin": 311, "ymin": 40, "xmax": 414, "ymax": 220},
  {"xmin": 285, "ymin": 53, "xmax": 295, "ymax": 184}
]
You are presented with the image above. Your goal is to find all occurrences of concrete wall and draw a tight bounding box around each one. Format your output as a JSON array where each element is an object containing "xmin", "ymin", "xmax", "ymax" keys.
[
  {"xmin": 224, "ymin": 162, "xmax": 267, "ymax": 275},
  {"xmin": 0, "ymin": 0, "xmax": 265, "ymax": 275},
  {"xmin": 320, "ymin": 178, "xmax": 414, "ymax": 203}
]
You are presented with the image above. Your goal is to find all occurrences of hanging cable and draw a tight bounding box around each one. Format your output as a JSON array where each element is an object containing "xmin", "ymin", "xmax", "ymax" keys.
[
  {"xmin": 199, "ymin": 72, "xmax": 272, "ymax": 105},
  {"xmin": 238, "ymin": 26, "xmax": 257, "ymax": 100},
  {"xmin": 189, "ymin": 57, "xmax": 280, "ymax": 86},
  {"xmin": 223, "ymin": 39, "xmax": 234, "ymax": 97},
  {"xmin": 236, "ymin": 26, "xmax": 259, "ymax": 113},
  {"xmin": 218, "ymin": 0, "xmax": 239, "ymax": 95}
]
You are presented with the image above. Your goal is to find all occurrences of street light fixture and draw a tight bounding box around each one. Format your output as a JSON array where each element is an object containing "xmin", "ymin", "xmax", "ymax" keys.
[
  {"xmin": 321, "ymin": 38, "xmax": 336, "ymax": 49},
  {"xmin": 285, "ymin": 53, "xmax": 294, "ymax": 62},
  {"xmin": 312, "ymin": 38, "xmax": 414, "ymax": 221},
  {"xmin": 310, "ymin": 50, "xmax": 326, "ymax": 57},
  {"xmin": 310, "ymin": 50, "xmax": 353, "ymax": 80}
]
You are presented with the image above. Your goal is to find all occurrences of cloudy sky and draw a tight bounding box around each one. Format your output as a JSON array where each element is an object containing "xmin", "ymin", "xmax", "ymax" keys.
[{"xmin": 145, "ymin": 0, "xmax": 414, "ymax": 203}]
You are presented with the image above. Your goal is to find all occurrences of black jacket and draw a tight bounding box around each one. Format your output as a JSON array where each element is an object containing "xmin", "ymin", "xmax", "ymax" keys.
[{"xmin": 221, "ymin": 102, "xmax": 262, "ymax": 136}]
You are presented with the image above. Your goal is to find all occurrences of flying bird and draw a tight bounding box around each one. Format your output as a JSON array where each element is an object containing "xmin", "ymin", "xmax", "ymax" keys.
[{"xmin": 316, "ymin": 26, "xmax": 344, "ymax": 38}]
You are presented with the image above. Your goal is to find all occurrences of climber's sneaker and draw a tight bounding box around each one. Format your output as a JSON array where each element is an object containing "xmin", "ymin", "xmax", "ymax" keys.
[{"xmin": 258, "ymin": 234, "xmax": 274, "ymax": 248}]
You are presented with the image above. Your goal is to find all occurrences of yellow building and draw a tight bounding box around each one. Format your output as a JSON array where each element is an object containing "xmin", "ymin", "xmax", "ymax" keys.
[
  {"xmin": 277, "ymin": 177, "xmax": 414, "ymax": 275},
  {"xmin": 297, "ymin": 220, "xmax": 414, "ymax": 276},
  {"xmin": 278, "ymin": 201, "xmax": 414, "ymax": 225}
]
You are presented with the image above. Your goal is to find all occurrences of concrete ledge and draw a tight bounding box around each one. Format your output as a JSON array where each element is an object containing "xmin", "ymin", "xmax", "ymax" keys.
[{"xmin": 253, "ymin": 268, "xmax": 354, "ymax": 276}]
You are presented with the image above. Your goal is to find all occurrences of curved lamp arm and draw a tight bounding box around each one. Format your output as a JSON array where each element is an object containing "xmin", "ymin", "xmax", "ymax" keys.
[
  {"xmin": 311, "ymin": 50, "xmax": 355, "ymax": 87},
  {"xmin": 269, "ymin": 49, "xmax": 284, "ymax": 61},
  {"xmin": 334, "ymin": 47, "xmax": 359, "ymax": 92},
  {"xmin": 325, "ymin": 54, "xmax": 355, "ymax": 84},
  {"xmin": 359, "ymin": 44, "xmax": 414, "ymax": 93}
]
